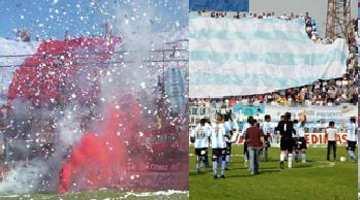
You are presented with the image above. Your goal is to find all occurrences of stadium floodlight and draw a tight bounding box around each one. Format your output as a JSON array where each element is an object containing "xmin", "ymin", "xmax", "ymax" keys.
[{"xmin": 326, "ymin": 0, "xmax": 352, "ymax": 40}]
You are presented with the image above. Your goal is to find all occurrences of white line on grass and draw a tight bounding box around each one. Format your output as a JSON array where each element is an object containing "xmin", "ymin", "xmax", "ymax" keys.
[{"xmin": 117, "ymin": 190, "xmax": 189, "ymax": 199}]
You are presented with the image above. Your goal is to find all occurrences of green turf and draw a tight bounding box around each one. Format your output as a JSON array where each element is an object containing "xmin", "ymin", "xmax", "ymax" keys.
[
  {"xmin": 189, "ymin": 145, "xmax": 357, "ymax": 200},
  {"xmin": 0, "ymin": 190, "xmax": 188, "ymax": 200}
]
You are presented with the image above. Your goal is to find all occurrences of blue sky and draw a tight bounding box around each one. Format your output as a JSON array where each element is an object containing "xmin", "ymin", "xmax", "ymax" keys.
[{"xmin": 0, "ymin": 0, "xmax": 188, "ymax": 40}]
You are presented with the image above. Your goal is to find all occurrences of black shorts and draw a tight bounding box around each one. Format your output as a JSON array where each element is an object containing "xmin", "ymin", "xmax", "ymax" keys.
[
  {"xmin": 195, "ymin": 148, "xmax": 208, "ymax": 156},
  {"xmin": 294, "ymin": 137, "xmax": 307, "ymax": 150},
  {"xmin": 264, "ymin": 134, "xmax": 271, "ymax": 148},
  {"xmin": 299, "ymin": 137, "xmax": 307, "ymax": 149},
  {"xmin": 212, "ymin": 148, "xmax": 226, "ymax": 161},
  {"xmin": 280, "ymin": 137, "xmax": 294, "ymax": 152},
  {"xmin": 225, "ymin": 142, "xmax": 232, "ymax": 155},
  {"xmin": 347, "ymin": 141, "xmax": 357, "ymax": 151}
]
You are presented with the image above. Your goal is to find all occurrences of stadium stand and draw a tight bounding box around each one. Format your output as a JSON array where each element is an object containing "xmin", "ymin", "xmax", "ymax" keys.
[{"xmin": 190, "ymin": 11, "xmax": 358, "ymax": 107}]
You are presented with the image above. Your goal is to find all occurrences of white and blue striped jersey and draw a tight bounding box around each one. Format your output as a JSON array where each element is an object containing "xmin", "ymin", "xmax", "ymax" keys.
[
  {"xmin": 210, "ymin": 123, "xmax": 227, "ymax": 149},
  {"xmin": 191, "ymin": 123, "xmax": 211, "ymax": 149},
  {"xmin": 261, "ymin": 121, "xmax": 275, "ymax": 136},
  {"xmin": 347, "ymin": 122, "xmax": 357, "ymax": 142}
]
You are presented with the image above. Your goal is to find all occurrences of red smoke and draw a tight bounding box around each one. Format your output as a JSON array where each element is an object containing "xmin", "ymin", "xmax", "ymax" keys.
[
  {"xmin": 58, "ymin": 96, "xmax": 141, "ymax": 192},
  {"xmin": 58, "ymin": 95, "xmax": 188, "ymax": 193},
  {"xmin": 6, "ymin": 36, "xmax": 188, "ymax": 193}
]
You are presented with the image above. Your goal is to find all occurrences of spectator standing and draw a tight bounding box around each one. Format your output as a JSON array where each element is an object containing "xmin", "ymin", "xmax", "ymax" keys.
[{"xmin": 245, "ymin": 118, "xmax": 265, "ymax": 175}]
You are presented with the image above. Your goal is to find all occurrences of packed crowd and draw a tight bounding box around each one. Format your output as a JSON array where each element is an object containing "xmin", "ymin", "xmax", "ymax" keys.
[
  {"xmin": 192, "ymin": 11, "xmax": 358, "ymax": 107},
  {"xmin": 235, "ymin": 71, "xmax": 357, "ymax": 106},
  {"xmin": 192, "ymin": 67, "xmax": 357, "ymax": 107}
]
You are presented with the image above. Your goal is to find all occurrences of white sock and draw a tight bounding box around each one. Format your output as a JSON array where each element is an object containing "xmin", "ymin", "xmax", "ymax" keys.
[
  {"xmin": 280, "ymin": 152, "xmax": 285, "ymax": 162},
  {"xmin": 213, "ymin": 161, "xmax": 218, "ymax": 176},
  {"xmin": 196, "ymin": 156, "xmax": 200, "ymax": 171},
  {"xmin": 288, "ymin": 153, "xmax": 293, "ymax": 168},
  {"xmin": 221, "ymin": 159, "xmax": 226, "ymax": 175},
  {"xmin": 301, "ymin": 153, "xmax": 306, "ymax": 163},
  {"xmin": 226, "ymin": 155, "xmax": 230, "ymax": 163},
  {"xmin": 348, "ymin": 150, "xmax": 355, "ymax": 160},
  {"xmin": 200, "ymin": 159, "xmax": 204, "ymax": 168}
]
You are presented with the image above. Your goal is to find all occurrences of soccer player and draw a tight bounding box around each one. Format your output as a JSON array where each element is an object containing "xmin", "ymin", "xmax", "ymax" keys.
[
  {"xmin": 325, "ymin": 121, "xmax": 337, "ymax": 161},
  {"xmin": 210, "ymin": 114, "xmax": 227, "ymax": 179},
  {"xmin": 203, "ymin": 118, "xmax": 212, "ymax": 167},
  {"xmin": 245, "ymin": 118, "xmax": 265, "ymax": 175},
  {"xmin": 190, "ymin": 118, "xmax": 211, "ymax": 173},
  {"xmin": 241, "ymin": 116, "xmax": 253, "ymax": 167},
  {"xmin": 277, "ymin": 112, "xmax": 296, "ymax": 169},
  {"xmin": 346, "ymin": 116, "xmax": 357, "ymax": 161},
  {"xmin": 293, "ymin": 119, "xmax": 300, "ymax": 161},
  {"xmin": 295, "ymin": 116, "xmax": 307, "ymax": 163},
  {"xmin": 260, "ymin": 114, "xmax": 274, "ymax": 161},
  {"xmin": 224, "ymin": 111, "xmax": 237, "ymax": 169},
  {"xmin": 274, "ymin": 115, "xmax": 285, "ymax": 145}
]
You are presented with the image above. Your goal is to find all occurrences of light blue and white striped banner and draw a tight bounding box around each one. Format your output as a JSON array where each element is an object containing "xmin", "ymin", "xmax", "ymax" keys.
[{"xmin": 189, "ymin": 14, "xmax": 348, "ymax": 98}]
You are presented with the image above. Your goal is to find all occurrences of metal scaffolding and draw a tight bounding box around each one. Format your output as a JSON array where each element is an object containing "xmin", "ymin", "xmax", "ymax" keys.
[{"xmin": 325, "ymin": 0, "xmax": 352, "ymax": 40}]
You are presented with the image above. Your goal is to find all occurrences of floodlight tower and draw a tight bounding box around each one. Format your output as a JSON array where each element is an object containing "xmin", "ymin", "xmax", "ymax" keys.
[{"xmin": 325, "ymin": 0, "xmax": 352, "ymax": 40}]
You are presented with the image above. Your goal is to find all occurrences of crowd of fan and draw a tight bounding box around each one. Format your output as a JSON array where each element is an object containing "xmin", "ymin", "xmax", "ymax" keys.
[
  {"xmin": 192, "ymin": 11, "xmax": 359, "ymax": 107},
  {"xmin": 193, "ymin": 67, "xmax": 358, "ymax": 107}
]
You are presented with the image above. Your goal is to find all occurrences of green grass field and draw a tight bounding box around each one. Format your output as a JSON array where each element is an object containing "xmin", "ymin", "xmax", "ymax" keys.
[
  {"xmin": 189, "ymin": 145, "xmax": 357, "ymax": 200},
  {"xmin": 0, "ymin": 190, "xmax": 188, "ymax": 200}
]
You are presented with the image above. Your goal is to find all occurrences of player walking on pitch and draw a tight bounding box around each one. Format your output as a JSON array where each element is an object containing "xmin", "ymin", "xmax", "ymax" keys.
[
  {"xmin": 346, "ymin": 116, "xmax": 357, "ymax": 161},
  {"xmin": 190, "ymin": 118, "xmax": 211, "ymax": 173},
  {"xmin": 260, "ymin": 115, "xmax": 274, "ymax": 161},
  {"xmin": 294, "ymin": 116, "xmax": 307, "ymax": 163},
  {"xmin": 210, "ymin": 114, "xmax": 227, "ymax": 179},
  {"xmin": 277, "ymin": 112, "xmax": 296, "ymax": 169},
  {"xmin": 224, "ymin": 112, "xmax": 238, "ymax": 169}
]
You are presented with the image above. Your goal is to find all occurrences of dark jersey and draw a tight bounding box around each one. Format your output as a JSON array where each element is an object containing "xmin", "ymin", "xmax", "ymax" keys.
[{"xmin": 276, "ymin": 120, "xmax": 295, "ymax": 139}]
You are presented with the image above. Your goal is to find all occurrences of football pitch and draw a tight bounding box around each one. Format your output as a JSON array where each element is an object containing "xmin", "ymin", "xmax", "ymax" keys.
[{"xmin": 189, "ymin": 145, "xmax": 357, "ymax": 200}]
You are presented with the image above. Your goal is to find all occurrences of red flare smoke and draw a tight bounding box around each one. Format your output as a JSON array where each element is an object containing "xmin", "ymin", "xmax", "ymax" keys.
[
  {"xmin": 58, "ymin": 95, "xmax": 141, "ymax": 193},
  {"xmin": 58, "ymin": 94, "xmax": 188, "ymax": 193}
]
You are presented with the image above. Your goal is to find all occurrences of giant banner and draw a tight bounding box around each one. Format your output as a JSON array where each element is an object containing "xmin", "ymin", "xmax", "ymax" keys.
[{"xmin": 189, "ymin": 15, "xmax": 348, "ymax": 98}]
